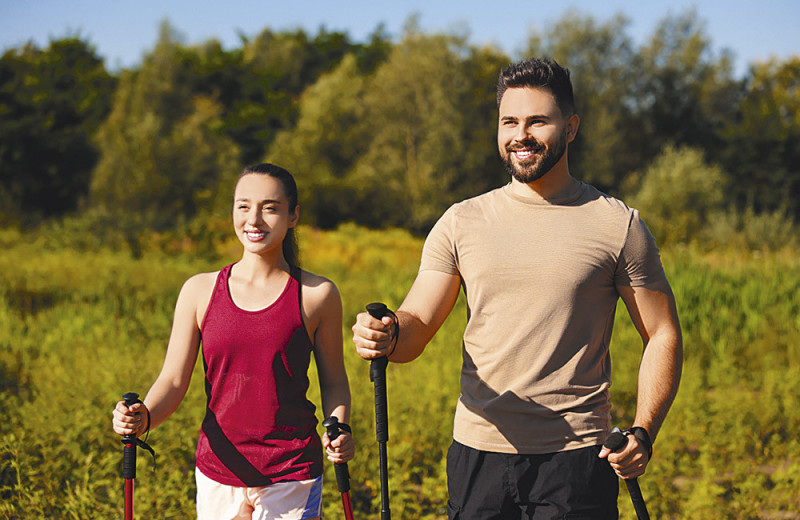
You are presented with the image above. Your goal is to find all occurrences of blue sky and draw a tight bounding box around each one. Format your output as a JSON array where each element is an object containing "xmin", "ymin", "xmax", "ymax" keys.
[{"xmin": 1, "ymin": 0, "xmax": 798, "ymax": 77}]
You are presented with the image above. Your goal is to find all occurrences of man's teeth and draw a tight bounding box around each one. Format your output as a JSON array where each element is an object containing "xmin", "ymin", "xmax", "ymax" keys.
[{"xmin": 514, "ymin": 149, "xmax": 534, "ymax": 159}]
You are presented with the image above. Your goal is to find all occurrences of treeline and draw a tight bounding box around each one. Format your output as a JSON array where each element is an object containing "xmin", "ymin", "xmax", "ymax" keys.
[{"xmin": 1, "ymin": 10, "xmax": 798, "ymax": 250}]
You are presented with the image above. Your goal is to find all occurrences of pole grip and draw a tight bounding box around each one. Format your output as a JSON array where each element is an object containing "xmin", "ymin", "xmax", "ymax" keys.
[
  {"xmin": 322, "ymin": 416, "xmax": 351, "ymax": 494},
  {"xmin": 366, "ymin": 303, "xmax": 391, "ymax": 443},
  {"xmin": 121, "ymin": 392, "xmax": 140, "ymax": 480},
  {"xmin": 603, "ymin": 428, "xmax": 651, "ymax": 520},
  {"xmin": 366, "ymin": 303, "xmax": 392, "ymax": 519}
]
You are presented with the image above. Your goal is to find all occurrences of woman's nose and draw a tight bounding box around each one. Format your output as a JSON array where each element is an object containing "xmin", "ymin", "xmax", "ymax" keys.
[{"xmin": 246, "ymin": 209, "xmax": 262, "ymax": 225}]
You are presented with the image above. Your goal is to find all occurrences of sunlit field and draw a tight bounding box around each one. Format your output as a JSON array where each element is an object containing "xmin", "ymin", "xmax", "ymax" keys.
[{"xmin": 1, "ymin": 225, "xmax": 799, "ymax": 519}]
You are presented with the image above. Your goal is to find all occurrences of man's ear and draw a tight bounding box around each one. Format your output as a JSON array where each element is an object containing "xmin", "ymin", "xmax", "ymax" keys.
[{"xmin": 566, "ymin": 114, "xmax": 581, "ymax": 144}]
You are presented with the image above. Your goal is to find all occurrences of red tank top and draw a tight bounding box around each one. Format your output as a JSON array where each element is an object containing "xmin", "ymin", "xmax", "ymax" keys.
[{"xmin": 195, "ymin": 264, "xmax": 322, "ymax": 486}]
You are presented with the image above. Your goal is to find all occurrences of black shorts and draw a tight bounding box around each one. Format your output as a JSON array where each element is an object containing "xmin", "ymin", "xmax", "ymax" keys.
[{"xmin": 446, "ymin": 440, "xmax": 619, "ymax": 520}]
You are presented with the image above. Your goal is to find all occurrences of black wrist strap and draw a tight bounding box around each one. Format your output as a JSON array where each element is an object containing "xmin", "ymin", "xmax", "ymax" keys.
[
  {"xmin": 337, "ymin": 422, "xmax": 352, "ymax": 434},
  {"xmin": 386, "ymin": 309, "xmax": 399, "ymax": 358},
  {"xmin": 625, "ymin": 426, "xmax": 653, "ymax": 459},
  {"xmin": 126, "ymin": 397, "xmax": 157, "ymax": 472}
]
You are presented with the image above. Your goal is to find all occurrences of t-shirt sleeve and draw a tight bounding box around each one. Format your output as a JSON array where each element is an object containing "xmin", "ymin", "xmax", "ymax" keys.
[
  {"xmin": 614, "ymin": 209, "xmax": 666, "ymax": 287},
  {"xmin": 419, "ymin": 206, "xmax": 459, "ymax": 274}
]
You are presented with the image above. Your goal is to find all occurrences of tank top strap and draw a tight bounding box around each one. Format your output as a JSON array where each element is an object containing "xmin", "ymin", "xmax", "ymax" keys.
[
  {"xmin": 201, "ymin": 264, "xmax": 235, "ymax": 334},
  {"xmin": 289, "ymin": 265, "xmax": 306, "ymax": 332}
]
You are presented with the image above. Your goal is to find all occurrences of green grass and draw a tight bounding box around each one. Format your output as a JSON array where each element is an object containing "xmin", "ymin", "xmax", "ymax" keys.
[{"xmin": 1, "ymin": 227, "xmax": 799, "ymax": 518}]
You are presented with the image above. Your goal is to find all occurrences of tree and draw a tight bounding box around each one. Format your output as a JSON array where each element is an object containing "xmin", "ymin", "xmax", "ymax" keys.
[
  {"xmin": 0, "ymin": 37, "xmax": 115, "ymax": 222},
  {"xmin": 720, "ymin": 57, "xmax": 800, "ymax": 219},
  {"xmin": 89, "ymin": 22, "xmax": 239, "ymax": 232},
  {"xmin": 627, "ymin": 145, "xmax": 727, "ymax": 246},
  {"xmin": 266, "ymin": 54, "xmax": 371, "ymax": 228},
  {"xmin": 266, "ymin": 20, "xmax": 507, "ymax": 232},
  {"xmin": 635, "ymin": 9, "xmax": 741, "ymax": 167},
  {"xmin": 233, "ymin": 26, "xmax": 390, "ymax": 164},
  {"xmin": 349, "ymin": 21, "xmax": 508, "ymax": 232}
]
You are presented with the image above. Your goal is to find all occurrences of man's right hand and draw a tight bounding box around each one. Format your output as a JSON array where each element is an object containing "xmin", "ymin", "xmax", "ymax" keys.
[{"xmin": 352, "ymin": 312, "xmax": 396, "ymax": 360}]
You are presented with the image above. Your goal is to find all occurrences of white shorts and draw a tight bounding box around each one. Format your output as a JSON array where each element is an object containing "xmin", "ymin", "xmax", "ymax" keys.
[{"xmin": 195, "ymin": 468, "xmax": 322, "ymax": 520}]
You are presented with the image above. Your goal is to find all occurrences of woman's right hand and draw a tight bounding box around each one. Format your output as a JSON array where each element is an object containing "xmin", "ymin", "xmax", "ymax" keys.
[{"xmin": 112, "ymin": 400, "xmax": 148, "ymax": 438}]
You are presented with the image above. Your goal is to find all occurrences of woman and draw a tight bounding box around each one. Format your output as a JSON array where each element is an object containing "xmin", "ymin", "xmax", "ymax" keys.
[{"xmin": 112, "ymin": 163, "xmax": 353, "ymax": 520}]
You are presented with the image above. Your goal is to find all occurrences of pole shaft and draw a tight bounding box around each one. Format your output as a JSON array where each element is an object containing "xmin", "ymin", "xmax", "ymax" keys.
[
  {"xmin": 124, "ymin": 478, "xmax": 134, "ymax": 520},
  {"xmin": 379, "ymin": 442, "xmax": 390, "ymax": 519},
  {"xmin": 624, "ymin": 479, "xmax": 650, "ymax": 520},
  {"xmin": 342, "ymin": 492, "xmax": 354, "ymax": 520}
]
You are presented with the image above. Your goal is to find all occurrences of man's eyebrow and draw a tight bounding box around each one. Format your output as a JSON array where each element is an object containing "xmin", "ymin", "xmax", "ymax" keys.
[
  {"xmin": 234, "ymin": 198, "xmax": 283, "ymax": 204},
  {"xmin": 500, "ymin": 114, "xmax": 552, "ymax": 122}
]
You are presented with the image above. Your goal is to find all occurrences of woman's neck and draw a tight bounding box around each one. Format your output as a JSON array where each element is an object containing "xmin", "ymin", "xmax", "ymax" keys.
[{"xmin": 236, "ymin": 250, "xmax": 291, "ymax": 281}]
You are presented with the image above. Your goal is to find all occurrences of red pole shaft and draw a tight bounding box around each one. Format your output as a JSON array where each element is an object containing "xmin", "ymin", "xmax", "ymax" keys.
[
  {"xmin": 124, "ymin": 440, "xmax": 135, "ymax": 520},
  {"xmin": 342, "ymin": 491, "xmax": 354, "ymax": 520},
  {"xmin": 124, "ymin": 478, "xmax": 134, "ymax": 520}
]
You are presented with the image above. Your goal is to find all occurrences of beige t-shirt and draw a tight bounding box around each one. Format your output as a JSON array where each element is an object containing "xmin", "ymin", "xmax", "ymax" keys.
[{"xmin": 420, "ymin": 182, "xmax": 665, "ymax": 454}]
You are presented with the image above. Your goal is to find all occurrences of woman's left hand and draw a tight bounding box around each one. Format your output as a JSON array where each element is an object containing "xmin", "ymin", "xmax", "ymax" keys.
[{"xmin": 323, "ymin": 431, "xmax": 355, "ymax": 464}]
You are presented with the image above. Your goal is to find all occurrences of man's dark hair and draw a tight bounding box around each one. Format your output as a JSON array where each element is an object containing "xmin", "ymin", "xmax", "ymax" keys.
[{"xmin": 496, "ymin": 57, "xmax": 575, "ymax": 116}]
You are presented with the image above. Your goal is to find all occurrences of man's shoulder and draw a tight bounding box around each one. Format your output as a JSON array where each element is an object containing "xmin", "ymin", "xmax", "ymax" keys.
[{"xmin": 577, "ymin": 183, "xmax": 637, "ymax": 218}]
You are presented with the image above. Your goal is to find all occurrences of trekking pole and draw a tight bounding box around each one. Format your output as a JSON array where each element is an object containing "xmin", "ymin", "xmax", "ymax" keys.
[
  {"xmin": 603, "ymin": 427, "xmax": 650, "ymax": 520},
  {"xmin": 323, "ymin": 416, "xmax": 355, "ymax": 520},
  {"xmin": 366, "ymin": 302, "xmax": 395, "ymax": 520},
  {"xmin": 121, "ymin": 392, "xmax": 139, "ymax": 520},
  {"xmin": 120, "ymin": 392, "xmax": 156, "ymax": 520}
]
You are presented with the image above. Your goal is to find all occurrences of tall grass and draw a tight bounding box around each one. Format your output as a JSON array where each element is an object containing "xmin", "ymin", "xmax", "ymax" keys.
[{"xmin": 1, "ymin": 226, "xmax": 798, "ymax": 518}]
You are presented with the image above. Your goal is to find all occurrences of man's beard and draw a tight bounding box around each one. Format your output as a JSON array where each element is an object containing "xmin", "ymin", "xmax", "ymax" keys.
[{"xmin": 502, "ymin": 132, "xmax": 567, "ymax": 184}]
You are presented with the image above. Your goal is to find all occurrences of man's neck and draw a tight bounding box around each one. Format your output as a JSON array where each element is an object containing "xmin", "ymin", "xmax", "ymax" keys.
[{"xmin": 508, "ymin": 164, "xmax": 580, "ymax": 202}]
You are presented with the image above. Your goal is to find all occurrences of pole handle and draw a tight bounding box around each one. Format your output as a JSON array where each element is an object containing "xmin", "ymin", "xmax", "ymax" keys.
[
  {"xmin": 366, "ymin": 303, "xmax": 391, "ymax": 443},
  {"xmin": 603, "ymin": 428, "xmax": 651, "ymax": 520},
  {"xmin": 121, "ymin": 392, "xmax": 140, "ymax": 480},
  {"xmin": 322, "ymin": 416, "xmax": 351, "ymax": 494},
  {"xmin": 366, "ymin": 303, "xmax": 392, "ymax": 519}
]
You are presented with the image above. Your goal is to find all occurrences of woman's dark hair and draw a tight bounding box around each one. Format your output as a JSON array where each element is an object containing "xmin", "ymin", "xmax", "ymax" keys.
[
  {"xmin": 496, "ymin": 57, "xmax": 575, "ymax": 117},
  {"xmin": 237, "ymin": 163, "xmax": 299, "ymax": 267}
]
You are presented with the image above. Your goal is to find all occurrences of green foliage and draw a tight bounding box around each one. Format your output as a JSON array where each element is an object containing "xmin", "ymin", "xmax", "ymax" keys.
[
  {"xmin": 89, "ymin": 24, "xmax": 241, "ymax": 233},
  {"xmin": 700, "ymin": 206, "xmax": 799, "ymax": 252},
  {"xmin": 268, "ymin": 26, "xmax": 508, "ymax": 232},
  {"xmin": 2, "ymin": 11, "xmax": 799, "ymax": 237},
  {"xmin": 2, "ymin": 225, "xmax": 799, "ymax": 518},
  {"xmin": 634, "ymin": 9, "xmax": 741, "ymax": 162},
  {"xmin": 720, "ymin": 57, "xmax": 800, "ymax": 220},
  {"xmin": 0, "ymin": 38, "xmax": 115, "ymax": 221},
  {"xmin": 266, "ymin": 54, "xmax": 372, "ymax": 228},
  {"xmin": 627, "ymin": 145, "xmax": 727, "ymax": 246},
  {"xmin": 625, "ymin": 144, "xmax": 798, "ymax": 252}
]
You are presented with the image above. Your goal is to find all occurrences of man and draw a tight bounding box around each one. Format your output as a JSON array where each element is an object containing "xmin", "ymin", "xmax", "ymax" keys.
[{"xmin": 352, "ymin": 57, "xmax": 683, "ymax": 519}]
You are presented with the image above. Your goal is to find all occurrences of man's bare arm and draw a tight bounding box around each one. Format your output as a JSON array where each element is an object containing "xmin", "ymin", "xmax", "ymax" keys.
[{"xmin": 352, "ymin": 270, "xmax": 461, "ymax": 363}]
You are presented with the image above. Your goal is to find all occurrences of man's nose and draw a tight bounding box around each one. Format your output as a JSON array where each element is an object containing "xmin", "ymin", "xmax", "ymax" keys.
[{"xmin": 515, "ymin": 123, "xmax": 531, "ymax": 142}]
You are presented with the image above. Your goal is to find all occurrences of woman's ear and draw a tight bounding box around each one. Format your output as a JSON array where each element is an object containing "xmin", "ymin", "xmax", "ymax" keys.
[{"xmin": 289, "ymin": 205, "xmax": 300, "ymax": 228}]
